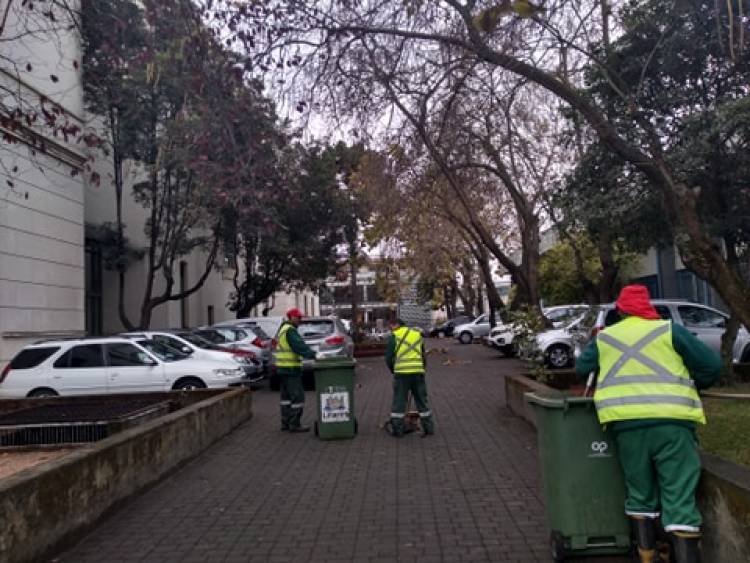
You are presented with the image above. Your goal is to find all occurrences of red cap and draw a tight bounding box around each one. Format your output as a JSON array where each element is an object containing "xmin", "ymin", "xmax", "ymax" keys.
[
  {"xmin": 286, "ymin": 308, "xmax": 304, "ymax": 319},
  {"xmin": 615, "ymin": 285, "xmax": 661, "ymax": 320}
]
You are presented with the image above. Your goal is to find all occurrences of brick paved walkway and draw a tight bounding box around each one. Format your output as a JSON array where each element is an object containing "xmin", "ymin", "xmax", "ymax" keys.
[{"xmin": 58, "ymin": 342, "xmax": 627, "ymax": 563}]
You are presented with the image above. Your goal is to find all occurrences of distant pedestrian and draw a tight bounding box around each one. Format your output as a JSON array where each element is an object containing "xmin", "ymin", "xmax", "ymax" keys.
[
  {"xmin": 274, "ymin": 308, "xmax": 316, "ymax": 433},
  {"xmin": 385, "ymin": 319, "xmax": 434, "ymax": 437},
  {"xmin": 576, "ymin": 285, "xmax": 721, "ymax": 563}
]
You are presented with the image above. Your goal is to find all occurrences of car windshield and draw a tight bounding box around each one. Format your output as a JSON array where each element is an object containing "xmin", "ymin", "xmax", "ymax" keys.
[
  {"xmin": 137, "ymin": 340, "xmax": 188, "ymax": 362},
  {"xmin": 176, "ymin": 332, "xmax": 219, "ymax": 350},
  {"xmin": 298, "ymin": 321, "xmax": 335, "ymax": 339}
]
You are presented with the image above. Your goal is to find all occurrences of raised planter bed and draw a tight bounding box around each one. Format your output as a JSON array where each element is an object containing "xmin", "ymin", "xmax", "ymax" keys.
[
  {"xmin": 503, "ymin": 372, "xmax": 750, "ymax": 561},
  {"xmin": 0, "ymin": 388, "xmax": 253, "ymax": 563}
]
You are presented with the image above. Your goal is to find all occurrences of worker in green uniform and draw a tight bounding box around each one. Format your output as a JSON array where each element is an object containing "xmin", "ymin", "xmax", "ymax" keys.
[
  {"xmin": 275, "ymin": 308, "xmax": 316, "ymax": 433},
  {"xmin": 384, "ymin": 318, "xmax": 434, "ymax": 438},
  {"xmin": 576, "ymin": 285, "xmax": 721, "ymax": 563}
]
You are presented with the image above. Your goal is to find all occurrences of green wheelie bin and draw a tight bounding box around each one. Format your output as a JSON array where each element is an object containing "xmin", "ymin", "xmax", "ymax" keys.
[
  {"xmin": 525, "ymin": 393, "xmax": 632, "ymax": 561},
  {"xmin": 314, "ymin": 358, "xmax": 358, "ymax": 440}
]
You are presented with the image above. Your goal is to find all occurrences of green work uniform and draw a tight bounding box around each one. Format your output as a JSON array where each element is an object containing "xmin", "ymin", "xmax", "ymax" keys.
[
  {"xmin": 275, "ymin": 322, "xmax": 316, "ymax": 430},
  {"xmin": 576, "ymin": 318, "xmax": 721, "ymax": 532},
  {"xmin": 385, "ymin": 327, "xmax": 434, "ymax": 436}
]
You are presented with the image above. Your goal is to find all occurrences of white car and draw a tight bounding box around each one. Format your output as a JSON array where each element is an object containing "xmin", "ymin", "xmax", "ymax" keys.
[
  {"xmin": 485, "ymin": 305, "xmax": 590, "ymax": 356},
  {"xmin": 0, "ymin": 337, "xmax": 247, "ymax": 399},
  {"xmin": 120, "ymin": 330, "xmax": 262, "ymax": 381}
]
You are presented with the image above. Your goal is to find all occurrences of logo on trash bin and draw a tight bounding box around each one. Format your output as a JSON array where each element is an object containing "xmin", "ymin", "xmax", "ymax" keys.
[
  {"xmin": 321, "ymin": 391, "xmax": 350, "ymax": 423},
  {"xmin": 589, "ymin": 441, "xmax": 611, "ymax": 458}
]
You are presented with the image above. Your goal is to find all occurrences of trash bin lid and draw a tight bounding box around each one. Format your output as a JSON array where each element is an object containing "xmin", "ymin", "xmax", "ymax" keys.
[
  {"xmin": 524, "ymin": 392, "xmax": 594, "ymax": 409},
  {"xmin": 315, "ymin": 357, "xmax": 357, "ymax": 369}
]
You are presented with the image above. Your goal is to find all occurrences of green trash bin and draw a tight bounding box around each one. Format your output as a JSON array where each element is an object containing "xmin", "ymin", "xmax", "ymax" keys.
[
  {"xmin": 314, "ymin": 358, "xmax": 358, "ymax": 440},
  {"xmin": 525, "ymin": 392, "xmax": 632, "ymax": 561}
]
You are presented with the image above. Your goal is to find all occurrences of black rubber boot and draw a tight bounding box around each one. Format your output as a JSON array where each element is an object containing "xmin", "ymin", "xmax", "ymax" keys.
[
  {"xmin": 631, "ymin": 517, "xmax": 656, "ymax": 563},
  {"xmin": 670, "ymin": 532, "xmax": 701, "ymax": 563}
]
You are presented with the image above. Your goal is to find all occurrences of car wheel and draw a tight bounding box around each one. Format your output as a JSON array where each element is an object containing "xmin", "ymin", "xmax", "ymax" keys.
[
  {"xmin": 459, "ymin": 331, "xmax": 473, "ymax": 345},
  {"xmin": 546, "ymin": 345, "xmax": 572, "ymax": 369},
  {"xmin": 742, "ymin": 345, "xmax": 750, "ymax": 364},
  {"xmin": 172, "ymin": 377, "xmax": 207, "ymax": 391},
  {"xmin": 27, "ymin": 387, "xmax": 58, "ymax": 398}
]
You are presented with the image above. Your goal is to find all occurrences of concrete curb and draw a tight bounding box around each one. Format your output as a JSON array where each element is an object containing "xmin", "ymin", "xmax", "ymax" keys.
[{"xmin": 0, "ymin": 388, "xmax": 253, "ymax": 563}]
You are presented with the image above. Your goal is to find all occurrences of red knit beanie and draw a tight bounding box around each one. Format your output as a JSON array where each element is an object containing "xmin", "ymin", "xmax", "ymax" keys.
[{"xmin": 615, "ymin": 285, "xmax": 661, "ymax": 320}]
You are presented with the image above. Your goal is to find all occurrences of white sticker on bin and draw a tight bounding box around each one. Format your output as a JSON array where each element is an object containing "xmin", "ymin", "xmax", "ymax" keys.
[{"xmin": 321, "ymin": 391, "xmax": 350, "ymax": 423}]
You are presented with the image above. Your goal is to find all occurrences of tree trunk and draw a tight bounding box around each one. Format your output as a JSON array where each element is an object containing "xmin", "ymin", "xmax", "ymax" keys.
[
  {"xmin": 349, "ymin": 242, "xmax": 360, "ymax": 338},
  {"xmin": 720, "ymin": 314, "xmax": 740, "ymax": 386}
]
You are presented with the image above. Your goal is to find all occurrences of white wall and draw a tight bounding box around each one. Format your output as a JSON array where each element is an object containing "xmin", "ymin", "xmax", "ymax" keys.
[{"xmin": 0, "ymin": 2, "xmax": 86, "ymax": 367}]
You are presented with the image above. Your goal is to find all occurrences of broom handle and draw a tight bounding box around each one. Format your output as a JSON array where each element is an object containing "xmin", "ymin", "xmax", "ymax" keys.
[{"xmin": 584, "ymin": 371, "xmax": 595, "ymax": 397}]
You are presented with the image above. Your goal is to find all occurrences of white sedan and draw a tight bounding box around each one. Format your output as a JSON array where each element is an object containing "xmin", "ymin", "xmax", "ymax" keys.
[{"xmin": 0, "ymin": 337, "xmax": 247, "ymax": 398}]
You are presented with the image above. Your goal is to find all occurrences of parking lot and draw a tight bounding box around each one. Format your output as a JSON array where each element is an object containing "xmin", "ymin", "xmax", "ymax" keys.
[{"xmin": 58, "ymin": 342, "xmax": 626, "ymax": 562}]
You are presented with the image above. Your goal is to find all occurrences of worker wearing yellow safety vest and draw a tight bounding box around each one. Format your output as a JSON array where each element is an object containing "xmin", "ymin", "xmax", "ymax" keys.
[
  {"xmin": 274, "ymin": 308, "xmax": 317, "ymax": 433},
  {"xmin": 576, "ymin": 285, "xmax": 721, "ymax": 563},
  {"xmin": 384, "ymin": 318, "xmax": 434, "ymax": 438}
]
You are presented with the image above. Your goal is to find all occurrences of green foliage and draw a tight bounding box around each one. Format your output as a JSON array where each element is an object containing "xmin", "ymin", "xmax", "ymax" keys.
[
  {"xmin": 538, "ymin": 236, "xmax": 636, "ymax": 305},
  {"xmin": 506, "ymin": 306, "xmax": 548, "ymax": 380}
]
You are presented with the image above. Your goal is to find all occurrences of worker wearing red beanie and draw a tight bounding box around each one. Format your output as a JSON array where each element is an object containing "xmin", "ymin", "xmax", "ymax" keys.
[{"xmin": 576, "ymin": 285, "xmax": 721, "ymax": 563}]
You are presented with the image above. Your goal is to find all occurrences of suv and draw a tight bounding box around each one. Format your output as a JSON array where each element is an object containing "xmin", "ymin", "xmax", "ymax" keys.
[
  {"xmin": 0, "ymin": 337, "xmax": 247, "ymax": 398},
  {"xmin": 454, "ymin": 314, "xmax": 491, "ymax": 344},
  {"xmin": 269, "ymin": 316, "xmax": 353, "ymax": 391},
  {"xmin": 576, "ymin": 300, "xmax": 750, "ymax": 364}
]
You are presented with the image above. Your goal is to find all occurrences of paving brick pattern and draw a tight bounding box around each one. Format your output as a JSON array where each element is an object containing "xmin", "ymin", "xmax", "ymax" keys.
[{"xmin": 58, "ymin": 342, "xmax": 628, "ymax": 562}]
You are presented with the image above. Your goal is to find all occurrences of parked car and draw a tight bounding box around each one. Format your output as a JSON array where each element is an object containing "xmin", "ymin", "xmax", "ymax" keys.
[
  {"xmin": 485, "ymin": 305, "xmax": 590, "ymax": 357},
  {"xmin": 454, "ymin": 314, "xmax": 491, "ymax": 344},
  {"xmin": 429, "ymin": 315, "xmax": 474, "ymax": 338},
  {"xmin": 268, "ymin": 316, "xmax": 353, "ymax": 391},
  {"xmin": 194, "ymin": 326, "xmax": 269, "ymax": 370},
  {"xmin": 219, "ymin": 316, "xmax": 285, "ymax": 341},
  {"xmin": 575, "ymin": 300, "xmax": 750, "ymax": 364},
  {"xmin": 211, "ymin": 322, "xmax": 273, "ymax": 367},
  {"xmin": 120, "ymin": 330, "xmax": 263, "ymax": 382},
  {"xmin": 0, "ymin": 337, "xmax": 247, "ymax": 398}
]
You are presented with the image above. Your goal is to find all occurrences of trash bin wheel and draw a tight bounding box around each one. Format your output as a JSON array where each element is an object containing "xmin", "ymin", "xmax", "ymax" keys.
[
  {"xmin": 354, "ymin": 418, "xmax": 358, "ymax": 435},
  {"xmin": 314, "ymin": 421, "xmax": 319, "ymax": 436},
  {"xmin": 550, "ymin": 531, "xmax": 567, "ymax": 561}
]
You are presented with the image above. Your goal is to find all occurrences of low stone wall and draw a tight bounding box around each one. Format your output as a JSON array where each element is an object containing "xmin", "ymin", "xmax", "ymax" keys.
[
  {"xmin": 0, "ymin": 388, "xmax": 253, "ymax": 563},
  {"xmin": 504, "ymin": 374, "xmax": 750, "ymax": 560},
  {"xmin": 504, "ymin": 373, "xmax": 561, "ymax": 428}
]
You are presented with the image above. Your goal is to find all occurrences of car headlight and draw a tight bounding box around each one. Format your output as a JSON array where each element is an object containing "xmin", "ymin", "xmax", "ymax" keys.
[{"xmin": 213, "ymin": 368, "xmax": 243, "ymax": 377}]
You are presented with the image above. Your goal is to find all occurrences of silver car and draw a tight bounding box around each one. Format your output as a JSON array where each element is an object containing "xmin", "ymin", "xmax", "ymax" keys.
[
  {"xmin": 575, "ymin": 300, "xmax": 750, "ymax": 364},
  {"xmin": 296, "ymin": 316, "xmax": 354, "ymax": 359},
  {"xmin": 454, "ymin": 314, "xmax": 491, "ymax": 344}
]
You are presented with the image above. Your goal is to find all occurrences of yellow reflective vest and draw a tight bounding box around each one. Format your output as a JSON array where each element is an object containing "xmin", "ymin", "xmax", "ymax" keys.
[
  {"xmin": 594, "ymin": 317, "xmax": 705, "ymax": 425},
  {"xmin": 275, "ymin": 323, "xmax": 302, "ymax": 369},
  {"xmin": 393, "ymin": 326, "xmax": 425, "ymax": 374}
]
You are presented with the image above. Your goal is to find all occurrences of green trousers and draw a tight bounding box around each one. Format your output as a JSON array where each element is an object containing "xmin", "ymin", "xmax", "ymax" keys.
[
  {"xmin": 390, "ymin": 372, "xmax": 434, "ymax": 435},
  {"xmin": 615, "ymin": 424, "xmax": 702, "ymax": 532},
  {"xmin": 279, "ymin": 373, "xmax": 305, "ymax": 429}
]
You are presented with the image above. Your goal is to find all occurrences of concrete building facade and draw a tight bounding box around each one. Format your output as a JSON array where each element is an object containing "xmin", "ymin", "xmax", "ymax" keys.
[{"xmin": 0, "ymin": 6, "xmax": 318, "ymax": 369}]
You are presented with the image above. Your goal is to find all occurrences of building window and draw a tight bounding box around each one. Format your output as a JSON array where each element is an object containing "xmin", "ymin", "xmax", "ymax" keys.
[
  {"xmin": 85, "ymin": 239, "xmax": 103, "ymax": 335},
  {"xmin": 207, "ymin": 305, "xmax": 215, "ymax": 325},
  {"xmin": 180, "ymin": 261, "xmax": 189, "ymax": 328},
  {"xmin": 304, "ymin": 295, "xmax": 308, "ymax": 315}
]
